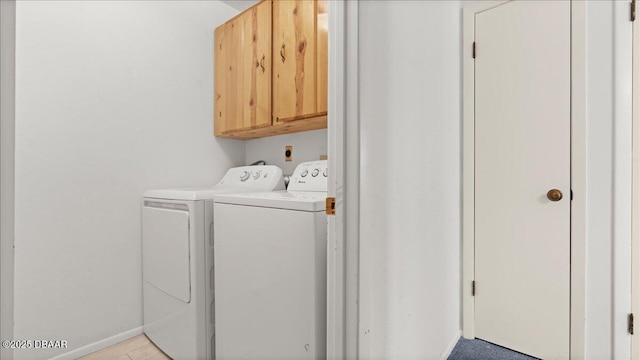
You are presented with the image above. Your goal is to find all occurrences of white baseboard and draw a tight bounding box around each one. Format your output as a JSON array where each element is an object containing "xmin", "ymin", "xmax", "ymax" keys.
[
  {"xmin": 49, "ymin": 327, "xmax": 143, "ymax": 360},
  {"xmin": 440, "ymin": 330, "xmax": 462, "ymax": 360}
]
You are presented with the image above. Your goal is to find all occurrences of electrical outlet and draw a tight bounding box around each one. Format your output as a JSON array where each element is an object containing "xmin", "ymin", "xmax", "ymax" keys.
[{"xmin": 285, "ymin": 146, "xmax": 293, "ymax": 161}]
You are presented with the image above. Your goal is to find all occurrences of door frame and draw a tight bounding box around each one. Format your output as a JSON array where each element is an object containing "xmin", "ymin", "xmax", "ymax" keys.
[
  {"xmin": 327, "ymin": 0, "xmax": 346, "ymax": 357},
  {"xmin": 0, "ymin": 1, "xmax": 16, "ymax": 360},
  {"xmin": 632, "ymin": 6, "xmax": 640, "ymax": 358},
  {"xmin": 461, "ymin": 1, "xmax": 587, "ymax": 357},
  {"xmin": 327, "ymin": 0, "xmax": 360, "ymax": 359}
]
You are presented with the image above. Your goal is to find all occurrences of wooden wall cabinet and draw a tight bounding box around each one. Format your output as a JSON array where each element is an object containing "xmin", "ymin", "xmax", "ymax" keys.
[
  {"xmin": 214, "ymin": 0, "xmax": 328, "ymax": 139},
  {"xmin": 214, "ymin": 0, "xmax": 272, "ymax": 136}
]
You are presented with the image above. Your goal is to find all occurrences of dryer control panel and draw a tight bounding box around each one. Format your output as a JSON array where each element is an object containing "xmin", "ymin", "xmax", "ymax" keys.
[
  {"xmin": 216, "ymin": 165, "xmax": 285, "ymax": 191},
  {"xmin": 287, "ymin": 160, "xmax": 328, "ymax": 192}
]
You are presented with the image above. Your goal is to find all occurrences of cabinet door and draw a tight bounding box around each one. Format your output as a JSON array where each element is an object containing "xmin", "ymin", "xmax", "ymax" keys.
[
  {"xmin": 316, "ymin": 0, "xmax": 328, "ymax": 114},
  {"xmin": 214, "ymin": 1, "xmax": 272, "ymax": 135},
  {"xmin": 273, "ymin": 0, "xmax": 326, "ymax": 122}
]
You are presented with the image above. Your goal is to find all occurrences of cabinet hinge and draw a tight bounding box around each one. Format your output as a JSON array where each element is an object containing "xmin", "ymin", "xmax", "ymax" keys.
[
  {"xmin": 472, "ymin": 281, "xmax": 476, "ymax": 296},
  {"xmin": 632, "ymin": 0, "xmax": 637, "ymax": 21},
  {"xmin": 630, "ymin": 313, "xmax": 635, "ymax": 335},
  {"xmin": 472, "ymin": 42, "xmax": 476, "ymax": 59},
  {"xmin": 326, "ymin": 197, "xmax": 336, "ymax": 216}
]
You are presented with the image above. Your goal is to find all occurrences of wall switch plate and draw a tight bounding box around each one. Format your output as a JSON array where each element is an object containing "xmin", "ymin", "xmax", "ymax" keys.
[{"xmin": 285, "ymin": 146, "xmax": 293, "ymax": 161}]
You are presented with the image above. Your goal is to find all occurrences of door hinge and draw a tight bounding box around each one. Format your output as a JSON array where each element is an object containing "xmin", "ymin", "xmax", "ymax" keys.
[
  {"xmin": 472, "ymin": 281, "xmax": 476, "ymax": 296},
  {"xmin": 630, "ymin": 313, "xmax": 635, "ymax": 335},
  {"xmin": 472, "ymin": 42, "xmax": 476, "ymax": 59},
  {"xmin": 326, "ymin": 197, "xmax": 336, "ymax": 216},
  {"xmin": 570, "ymin": 190, "xmax": 573, "ymax": 201},
  {"xmin": 632, "ymin": 0, "xmax": 636, "ymax": 21}
]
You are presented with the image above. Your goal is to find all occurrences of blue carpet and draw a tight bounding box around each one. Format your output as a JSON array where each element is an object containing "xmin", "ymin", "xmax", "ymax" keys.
[{"xmin": 448, "ymin": 338, "xmax": 539, "ymax": 360}]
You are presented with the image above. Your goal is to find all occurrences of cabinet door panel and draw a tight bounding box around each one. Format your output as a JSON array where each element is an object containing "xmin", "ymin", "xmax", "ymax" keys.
[
  {"xmin": 255, "ymin": 2, "xmax": 272, "ymax": 128},
  {"xmin": 214, "ymin": 1, "xmax": 271, "ymax": 135},
  {"xmin": 316, "ymin": 0, "xmax": 328, "ymax": 114},
  {"xmin": 273, "ymin": 0, "xmax": 317, "ymax": 122},
  {"xmin": 239, "ymin": 2, "xmax": 272, "ymax": 129}
]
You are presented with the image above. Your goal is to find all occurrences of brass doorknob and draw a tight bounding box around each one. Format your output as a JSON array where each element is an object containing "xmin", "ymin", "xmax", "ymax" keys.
[{"xmin": 547, "ymin": 189, "xmax": 563, "ymax": 202}]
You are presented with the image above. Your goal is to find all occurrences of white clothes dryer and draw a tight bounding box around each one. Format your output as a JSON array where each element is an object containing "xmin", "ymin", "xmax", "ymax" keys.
[
  {"xmin": 213, "ymin": 160, "xmax": 328, "ymax": 360},
  {"xmin": 142, "ymin": 165, "xmax": 283, "ymax": 360}
]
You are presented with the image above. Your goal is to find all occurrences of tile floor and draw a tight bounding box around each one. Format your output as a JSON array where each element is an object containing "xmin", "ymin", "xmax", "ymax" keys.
[{"xmin": 78, "ymin": 335, "xmax": 170, "ymax": 360}]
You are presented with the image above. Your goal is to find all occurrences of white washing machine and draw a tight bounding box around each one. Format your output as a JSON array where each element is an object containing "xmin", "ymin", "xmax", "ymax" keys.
[
  {"xmin": 213, "ymin": 160, "xmax": 328, "ymax": 360},
  {"xmin": 142, "ymin": 165, "xmax": 284, "ymax": 360}
]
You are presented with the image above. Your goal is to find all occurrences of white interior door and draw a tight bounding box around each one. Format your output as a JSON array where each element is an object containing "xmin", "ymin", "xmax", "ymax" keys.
[{"xmin": 474, "ymin": 1, "xmax": 571, "ymax": 359}]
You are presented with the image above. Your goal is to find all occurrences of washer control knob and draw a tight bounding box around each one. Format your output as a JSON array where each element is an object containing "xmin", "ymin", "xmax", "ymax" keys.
[
  {"xmin": 323, "ymin": 168, "xmax": 328, "ymax": 177},
  {"xmin": 252, "ymin": 170, "xmax": 261, "ymax": 180},
  {"xmin": 240, "ymin": 171, "xmax": 250, "ymax": 181},
  {"xmin": 301, "ymin": 169, "xmax": 309, "ymax": 177},
  {"xmin": 312, "ymin": 169, "xmax": 320, "ymax": 177}
]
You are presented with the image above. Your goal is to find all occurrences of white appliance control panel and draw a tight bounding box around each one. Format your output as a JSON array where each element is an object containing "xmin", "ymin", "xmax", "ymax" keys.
[
  {"xmin": 287, "ymin": 160, "xmax": 328, "ymax": 192},
  {"xmin": 216, "ymin": 165, "xmax": 284, "ymax": 190}
]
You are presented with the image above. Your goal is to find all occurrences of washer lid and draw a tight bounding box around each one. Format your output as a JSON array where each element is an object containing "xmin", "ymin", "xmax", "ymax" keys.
[
  {"xmin": 213, "ymin": 191, "xmax": 327, "ymax": 212},
  {"xmin": 144, "ymin": 185, "xmax": 260, "ymax": 201}
]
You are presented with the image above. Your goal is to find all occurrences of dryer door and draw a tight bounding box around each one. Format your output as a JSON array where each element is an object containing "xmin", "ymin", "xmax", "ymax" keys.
[{"xmin": 143, "ymin": 205, "xmax": 191, "ymax": 303}]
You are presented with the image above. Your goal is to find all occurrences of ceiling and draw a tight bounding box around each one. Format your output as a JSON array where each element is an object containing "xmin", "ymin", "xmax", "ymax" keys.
[{"xmin": 221, "ymin": 0, "xmax": 260, "ymax": 12}]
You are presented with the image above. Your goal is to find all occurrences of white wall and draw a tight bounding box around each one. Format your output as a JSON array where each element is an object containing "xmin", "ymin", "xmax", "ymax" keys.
[
  {"xmin": 13, "ymin": 1, "xmax": 242, "ymax": 359},
  {"xmin": 245, "ymin": 129, "xmax": 327, "ymax": 175},
  {"xmin": 358, "ymin": 1, "xmax": 462, "ymax": 358},
  {"xmin": 1, "ymin": 1, "xmax": 16, "ymax": 360}
]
